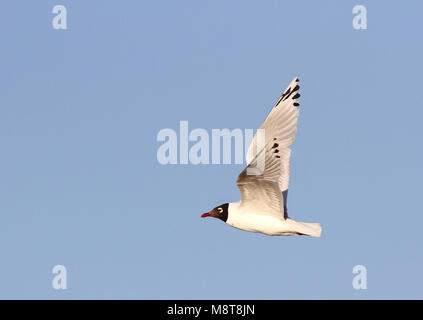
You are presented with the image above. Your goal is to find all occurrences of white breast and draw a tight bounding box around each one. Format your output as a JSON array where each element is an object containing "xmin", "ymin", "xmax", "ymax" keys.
[{"xmin": 226, "ymin": 202, "xmax": 292, "ymax": 236}]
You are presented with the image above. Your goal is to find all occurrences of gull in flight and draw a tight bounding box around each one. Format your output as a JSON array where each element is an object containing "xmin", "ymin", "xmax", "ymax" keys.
[{"xmin": 201, "ymin": 78, "xmax": 322, "ymax": 237}]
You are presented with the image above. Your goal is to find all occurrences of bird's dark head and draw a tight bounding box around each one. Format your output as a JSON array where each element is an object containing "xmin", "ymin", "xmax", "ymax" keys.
[{"xmin": 201, "ymin": 203, "xmax": 229, "ymax": 222}]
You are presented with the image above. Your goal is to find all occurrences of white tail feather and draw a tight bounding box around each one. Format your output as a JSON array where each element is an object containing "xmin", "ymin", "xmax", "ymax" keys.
[
  {"xmin": 301, "ymin": 222, "xmax": 322, "ymax": 237},
  {"xmin": 287, "ymin": 219, "xmax": 322, "ymax": 237}
]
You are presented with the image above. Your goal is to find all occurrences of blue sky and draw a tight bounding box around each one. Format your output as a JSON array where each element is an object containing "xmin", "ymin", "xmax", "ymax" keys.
[{"xmin": 1, "ymin": 0, "xmax": 422, "ymax": 299}]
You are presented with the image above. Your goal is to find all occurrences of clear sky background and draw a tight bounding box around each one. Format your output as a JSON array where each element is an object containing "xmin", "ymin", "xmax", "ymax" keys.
[{"xmin": 1, "ymin": 0, "xmax": 422, "ymax": 299}]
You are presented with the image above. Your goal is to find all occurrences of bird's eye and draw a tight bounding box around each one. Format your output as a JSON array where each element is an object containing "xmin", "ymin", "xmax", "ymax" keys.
[{"xmin": 217, "ymin": 207, "xmax": 223, "ymax": 213}]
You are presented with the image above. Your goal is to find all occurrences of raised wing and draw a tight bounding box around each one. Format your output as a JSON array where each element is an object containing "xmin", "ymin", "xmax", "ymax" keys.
[
  {"xmin": 236, "ymin": 139, "xmax": 288, "ymax": 217},
  {"xmin": 236, "ymin": 78, "xmax": 301, "ymax": 219},
  {"xmin": 245, "ymin": 77, "xmax": 300, "ymax": 192}
]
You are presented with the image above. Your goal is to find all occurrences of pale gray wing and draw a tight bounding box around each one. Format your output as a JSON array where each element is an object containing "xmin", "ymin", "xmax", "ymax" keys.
[
  {"xmin": 245, "ymin": 77, "xmax": 300, "ymax": 193},
  {"xmin": 236, "ymin": 138, "xmax": 288, "ymax": 218},
  {"xmin": 237, "ymin": 78, "xmax": 301, "ymax": 219}
]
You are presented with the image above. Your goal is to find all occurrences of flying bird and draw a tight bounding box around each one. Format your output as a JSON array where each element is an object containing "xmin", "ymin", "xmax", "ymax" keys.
[{"xmin": 201, "ymin": 77, "xmax": 322, "ymax": 237}]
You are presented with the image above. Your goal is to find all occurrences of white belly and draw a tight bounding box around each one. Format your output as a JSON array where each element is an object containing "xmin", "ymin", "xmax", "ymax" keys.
[
  {"xmin": 225, "ymin": 202, "xmax": 322, "ymax": 237},
  {"xmin": 226, "ymin": 203, "xmax": 297, "ymax": 236},
  {"xmin": 227, "ymin": 214, "xmax": 287, "ymax": 235}
]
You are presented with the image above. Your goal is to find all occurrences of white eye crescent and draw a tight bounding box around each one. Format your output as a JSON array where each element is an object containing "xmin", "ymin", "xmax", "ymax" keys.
[{"xmin": 217, "ymin": 207, "xmax": 223, "ymax": 213}]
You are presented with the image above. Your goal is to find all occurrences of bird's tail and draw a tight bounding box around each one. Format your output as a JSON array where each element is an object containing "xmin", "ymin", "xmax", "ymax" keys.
[
  {"xmin": 300, "ymin": 222, "xmax": 322, "ymax": 237},
  {"xmin": 288, "ymin": 219, "xmax": 322, "ymax": 237}
]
